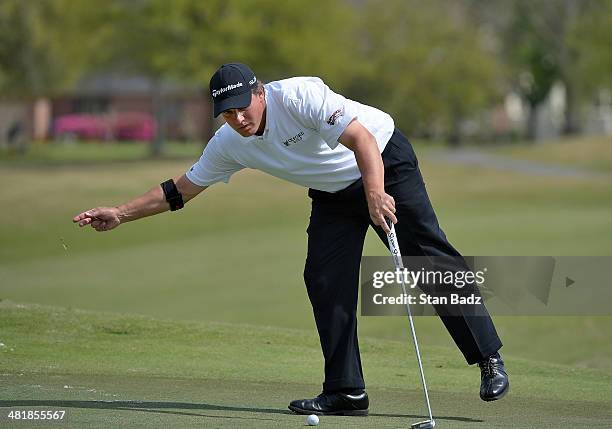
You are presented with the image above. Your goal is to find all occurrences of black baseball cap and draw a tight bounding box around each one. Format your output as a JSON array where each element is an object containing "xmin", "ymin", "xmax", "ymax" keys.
[{"xmin": 209, "ymin": 63, "xmax": 258, "ymax": 117}]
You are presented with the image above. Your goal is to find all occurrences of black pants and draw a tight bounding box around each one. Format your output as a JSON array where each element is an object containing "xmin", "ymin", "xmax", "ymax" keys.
[{"xmin": 304, "ymin": 128, "xmax": 502, "ymax": 392}]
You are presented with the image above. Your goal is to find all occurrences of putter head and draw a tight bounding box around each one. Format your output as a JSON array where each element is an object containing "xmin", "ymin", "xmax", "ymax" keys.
[{"xmin": 411, "ymin": 419, "xmax": 435, "ymax": 429}]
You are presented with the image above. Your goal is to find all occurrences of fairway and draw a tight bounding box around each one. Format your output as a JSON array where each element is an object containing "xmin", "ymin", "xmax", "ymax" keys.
[
  {"xmin": 3, "ymin": 0, "xmax": 612, "ymax": 426},
  {"xmin": 1, "ymin": 138, "xmax": 612, "ymax": 428},
  {"xmin": 1, "ymin": 302, "xmax": 611, "ymax": 428}
]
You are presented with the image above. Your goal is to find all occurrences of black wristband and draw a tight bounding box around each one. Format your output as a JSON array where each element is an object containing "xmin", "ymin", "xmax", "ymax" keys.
[{"xmin": 160, "ymin": 179, "xmax": 184, "ymax": 211}]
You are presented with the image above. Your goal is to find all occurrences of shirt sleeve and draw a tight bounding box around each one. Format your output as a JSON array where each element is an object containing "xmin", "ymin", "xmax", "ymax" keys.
[
  {"xmin": 185, "ymin": 134, "xmax": 244, "ymax": 186},
  {"xmin": 286, "ymin": 78, "xmax": 357, "ymax": 150}
]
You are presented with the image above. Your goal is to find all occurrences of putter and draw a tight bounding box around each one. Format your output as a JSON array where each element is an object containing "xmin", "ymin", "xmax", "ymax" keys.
[{"xmin": 385, "ymin": 219, "xmax": 435, "ymax": 429}]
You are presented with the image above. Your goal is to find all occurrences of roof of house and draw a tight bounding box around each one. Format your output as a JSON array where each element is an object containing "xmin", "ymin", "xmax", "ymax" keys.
[{"xmin": 72, "ymin": 73, "xmax": 205, "ymax": 97}]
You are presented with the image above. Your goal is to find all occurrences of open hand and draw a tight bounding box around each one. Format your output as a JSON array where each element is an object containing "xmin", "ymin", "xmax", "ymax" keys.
[{"xmin": 73, "ymin": 207, "xmax": 121, "ymax": 232}]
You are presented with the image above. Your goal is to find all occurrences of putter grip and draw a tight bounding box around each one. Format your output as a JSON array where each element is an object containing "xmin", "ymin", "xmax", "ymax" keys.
[{"xmin": 386, "ymin": 220, "xmax": 404, "ymax": 269}]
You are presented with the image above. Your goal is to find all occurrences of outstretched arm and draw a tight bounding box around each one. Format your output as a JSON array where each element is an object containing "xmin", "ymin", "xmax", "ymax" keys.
[
  {"xmin": 73, "ymin": 174, "xmax": 207, "ymax": 232},
  {"xmin": 338, "ymin": 119, "xmax": 397, "ymax": 234}
]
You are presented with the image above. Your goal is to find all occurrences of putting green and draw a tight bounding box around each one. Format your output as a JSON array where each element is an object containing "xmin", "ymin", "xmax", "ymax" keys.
[
  {"xmin": 2, "ymin": 139, "xmax": 611, "ymax": 427},
  {"xmin": 1, "ymin": 302, "xmax": 610, "ymax": 428},
  {"xmin": 2, "ymin": 374, "xmax": 609, "ymax": 428}
]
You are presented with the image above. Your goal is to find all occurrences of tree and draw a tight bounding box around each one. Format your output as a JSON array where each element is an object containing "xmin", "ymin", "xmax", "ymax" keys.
[
  {"xmin": 0, "ymin": 0, "xmax": 111, "ymax": 97},
  {"xmin": 85, "ymin": 0, "xmax": 357, "ymax": 154},
  {"xmin": 504, "ymin": 1, "xmax": 561, "ymax": 140},
  {"xmin": 501, "ymin": 0, "xmax": 607, "ymax": 139},
  {"xmin": 568, "ymin": 0, "xmax": 612, "ymax": 97},
  {"xmin": 351, "ymin": 0, "xmax": 502, "ymax": 144}
]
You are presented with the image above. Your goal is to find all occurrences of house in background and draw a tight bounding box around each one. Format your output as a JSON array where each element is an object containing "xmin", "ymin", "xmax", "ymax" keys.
[
  {"xmin": 3, "ymin": 74, "xmax": 611, "ymax": 147},
  {"xmin": 2, "ymin": 73, "xmax": 213, "ymax": 145}
]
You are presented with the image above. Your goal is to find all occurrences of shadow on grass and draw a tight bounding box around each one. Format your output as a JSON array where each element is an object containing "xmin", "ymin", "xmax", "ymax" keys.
[{"xmin": 0, "ymin": 400, "xmax": 483, "ymax": 424}]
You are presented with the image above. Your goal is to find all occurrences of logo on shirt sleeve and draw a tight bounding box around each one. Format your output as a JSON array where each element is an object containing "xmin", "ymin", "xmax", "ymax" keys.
[{"xmin": 326, "ymin": 107, "xmax": 345, "ymax": 125}]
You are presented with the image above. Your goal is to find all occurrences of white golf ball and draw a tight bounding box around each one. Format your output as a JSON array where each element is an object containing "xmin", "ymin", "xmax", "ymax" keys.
[{"xmin": 306, "ymin": 414, "xmax": 319, "ymax": 426}]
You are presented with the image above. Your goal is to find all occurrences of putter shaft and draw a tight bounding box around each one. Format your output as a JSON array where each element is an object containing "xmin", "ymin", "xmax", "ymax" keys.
[{"xmin": 386, "ymin": 220, "xmax": 435, "ymax": 428}]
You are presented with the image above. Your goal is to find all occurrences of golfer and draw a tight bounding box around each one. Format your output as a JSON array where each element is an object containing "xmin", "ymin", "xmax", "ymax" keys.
[{"xmin": 74, "ymin": 63, "xmax": 509, "ymax": 415}]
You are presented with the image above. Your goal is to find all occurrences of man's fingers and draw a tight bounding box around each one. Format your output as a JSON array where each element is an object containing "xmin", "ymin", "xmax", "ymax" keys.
[
  {"xmin": 379, "ymin": 203, "xmax": 397, "ymax": 224},
  {"xmin": 73, "ymin": 210, "xmax": 97, "ymax": 222},
  {"xmin": 376, "ymin": 214, "xmax": 391, "ymax": 234},
  {"xmin": 74, "ymin": 208, "xmax": 107, "ymax": 227},
  {"xmin": 73, "ymin": 212, "xmax": 88, "ymax": 222},
  {"xmin": 73, "ymin": 207, "xmax": 118, "ymax": 232},
  {"xmin": 379, "ymin": 204, "xmax": 397, "ymax": 234},
  {"xmin": 385, "ymin": 209, "xmax": 398, "ymax": 225},
  {"xmin": 370, "ymin": 207, "xmax": 397, "ymax": 234},
  {"xmin": 78, "ymin": 218, "xmax": 93, "ymax": 227}
]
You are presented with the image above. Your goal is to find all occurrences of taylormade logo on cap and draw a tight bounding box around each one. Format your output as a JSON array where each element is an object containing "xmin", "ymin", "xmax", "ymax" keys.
[
  {"xmin": 212, "ymin": 82, "xmax": 244, "ymax": 98},
  {"xmin": 209, "ymin": 63, "xmax": 258, "ymax": 117}
]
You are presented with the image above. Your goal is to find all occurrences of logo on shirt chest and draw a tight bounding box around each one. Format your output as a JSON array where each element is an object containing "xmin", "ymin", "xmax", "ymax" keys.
[{"xmin": 282, "ymin": 131, "xmax": 305, "ymax": 147}]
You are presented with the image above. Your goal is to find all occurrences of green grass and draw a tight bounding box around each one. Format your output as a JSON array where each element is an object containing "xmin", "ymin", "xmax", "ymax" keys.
[
  {"xmin": 486, "ymin": 135, "xmax": 612, "ymax": 173},
  {"xmin": 1, "ymin": 140, "xmax": 611, "ymax": 362},
  {"xmin": 1, "ymin": 301, "xmax": 611, "ymax": 428},
  {"xmin": 1, "ymin": 138, "xmax": 611, "ymax": 427},
  {"xmin": 0, "ymin": 140, "xmax": 204, "ymax": 165}
]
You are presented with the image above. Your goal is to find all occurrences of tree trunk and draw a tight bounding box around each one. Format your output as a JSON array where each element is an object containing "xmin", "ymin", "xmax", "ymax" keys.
[
  {"xmin": 560, "ymin": 0, "xmax": 580, "ymax": 136},
  {"xmin": 526, "ymin": 104, "xmax": 538, "ymax": 141},
  {"xmin": 447, "ymin": 119, "xmax": 462, "ymax": 147},
  {"xmin": 562, "ymin": 80, "xmax": 580, "ymax": 135},
  {"xmin": 447, "ymin": 132, "xmax": 461, "ymax": 147},
  {"xmin": 151, "ymin": 79, "xmax": 165, "ymax": 157}
]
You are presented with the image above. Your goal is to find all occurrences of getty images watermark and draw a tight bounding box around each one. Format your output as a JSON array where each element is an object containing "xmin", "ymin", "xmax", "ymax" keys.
[
  {"xmin": 360, "ymin": 256, "xmax": 612, "ymax": 316},
  {"xmin": 372, "ymin": 266, "xmax": 487, "ymax": 306}
]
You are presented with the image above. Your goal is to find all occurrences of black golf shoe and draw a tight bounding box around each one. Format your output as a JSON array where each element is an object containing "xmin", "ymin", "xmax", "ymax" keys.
[
  {"xmin": 479, "ymin": 352, "xmax": 509, "ymax": 401},
  {"xmin": 288, "ymin": 391, "xmax": 369, "ymax": 416}
]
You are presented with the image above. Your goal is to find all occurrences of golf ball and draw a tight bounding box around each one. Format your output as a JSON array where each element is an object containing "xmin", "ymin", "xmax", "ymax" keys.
[{"xmin": 306, "ymin": 414, "xmax": 319, "ymax": 426}]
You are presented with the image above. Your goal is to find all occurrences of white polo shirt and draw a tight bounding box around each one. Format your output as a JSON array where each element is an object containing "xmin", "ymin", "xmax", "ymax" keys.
[{"xmin": 186, "ymin": 77, "xmax": 395, "ymax": 192}]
